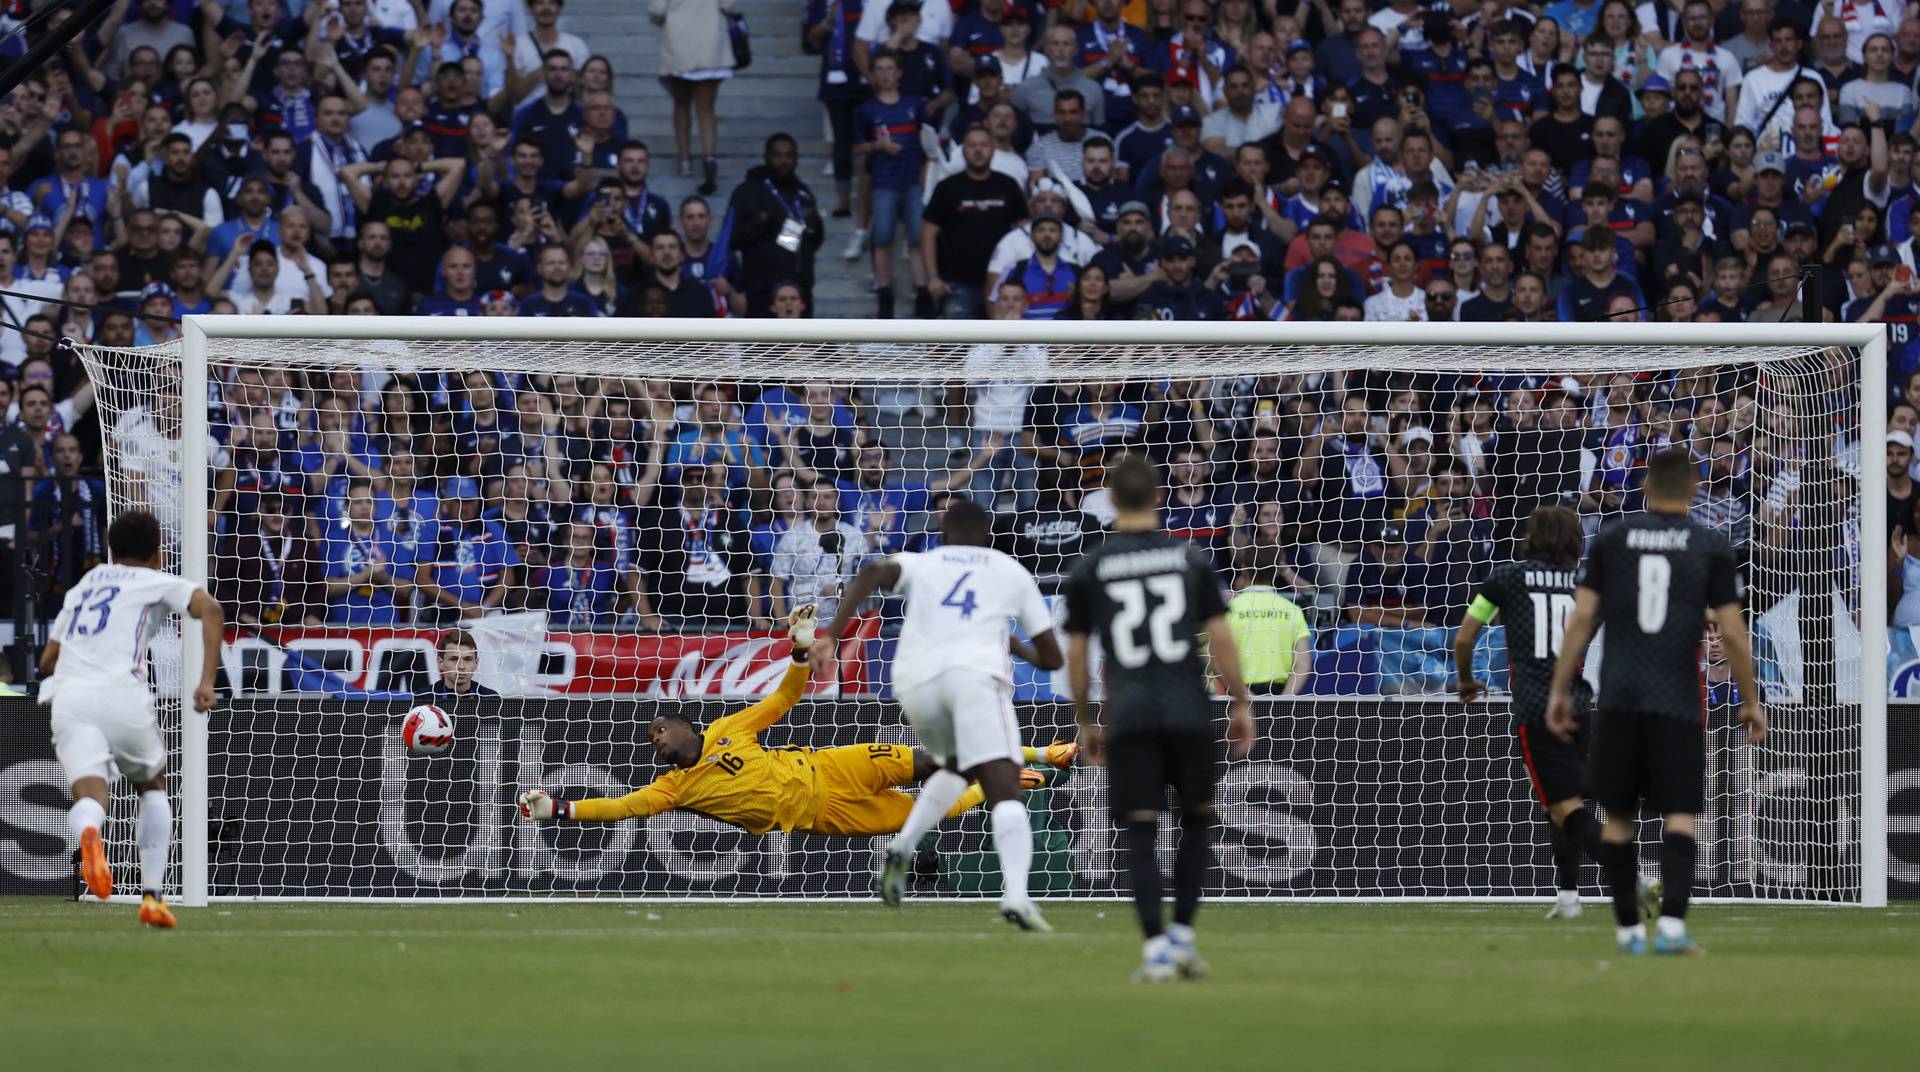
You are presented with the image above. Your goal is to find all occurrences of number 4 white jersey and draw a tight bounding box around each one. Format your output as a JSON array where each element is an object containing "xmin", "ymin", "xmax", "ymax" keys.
[
  {"xmin": 891, "ymin": 545, "xmax": 1053, "ymax": 689},
  {"xmin": 48, "ymin": 563, "xmax": 200, "ymax": 691}
]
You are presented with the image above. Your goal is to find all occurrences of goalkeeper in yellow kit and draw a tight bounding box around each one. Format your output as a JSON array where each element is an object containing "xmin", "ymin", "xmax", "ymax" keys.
[{"xmin": 517, "ymin": 606, "xmax": 1074, "ymax": 836}]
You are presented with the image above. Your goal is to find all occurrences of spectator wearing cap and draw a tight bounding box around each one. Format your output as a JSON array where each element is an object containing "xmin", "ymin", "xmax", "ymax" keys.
[
  {"xmin": 132, "ymin": 283, "xmax": 178, "ymax": 346},
  {"xmin": 997, "ymin": 211, "xmax": 1077, "ymax": 318},
  {"xmin": 1135, "ymin": 234, "xmax": 1220, "ymax": 319},
  {"xmin": 414, "ymin": 475, "xmax": 520, "ymax": 624},
  {"xmin": 1112, "ymin": 71, "xmax": 1173, "ymax": 183},
  {"xmin": 924, "ymin": 125, "xmax": 1029, "ymax": 318},
  {"xmin": 1087, "ymin": 199, "xmax": 1158, "ymax": 313},
  {"xmin": 1014, "ymin": 25, "xmax": 1108, "ymax": 131},
  {"xmin": 1076, "ymin": 0, "xmax": 1153, "ymax": 131},
  {"xmin": 1559, "ymin": 225, "xmax": 1647, "ymax": 320},
  {"xmin": 1283, "ymin": 185, "xmax": 1375, "ymax": 274},
  {"xmin": 1279, "ymin": 145, "xmax": 1346, "ymax": 233},
  {"xmin": 1887, "ymin": 429, "xmax": 1918, "ymax": 536},
  {"xmin": 1741, "ymin": 150, "xmax": 1819, "ymax": 245}
]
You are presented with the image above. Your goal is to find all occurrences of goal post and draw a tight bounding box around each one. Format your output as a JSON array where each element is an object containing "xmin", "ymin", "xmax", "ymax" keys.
[{"xmin": 75, "ymin": 317, "xmax": 1888, "ymax": 906}]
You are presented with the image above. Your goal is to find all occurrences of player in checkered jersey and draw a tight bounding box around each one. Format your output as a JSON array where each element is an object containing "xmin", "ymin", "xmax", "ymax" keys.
[
  {"xmin": 1456, "ymin": 504, "xmax": 1657, "ymax": 922},
  {"xmin": 1549, "ymin": 449, "xmax": 1766, "ymax": 956}
]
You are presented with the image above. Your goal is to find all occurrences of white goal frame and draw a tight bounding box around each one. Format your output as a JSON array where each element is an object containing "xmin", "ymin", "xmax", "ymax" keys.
[{"xmin": 170, "ymin": 316, "xmax": 1890, "ymax": 907}]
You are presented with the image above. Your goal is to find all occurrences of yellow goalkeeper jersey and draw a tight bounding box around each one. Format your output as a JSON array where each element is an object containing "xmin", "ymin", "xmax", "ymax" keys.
[{"xmin": 571, "ymin": 660, "xmax": 820, "ymax": 834}]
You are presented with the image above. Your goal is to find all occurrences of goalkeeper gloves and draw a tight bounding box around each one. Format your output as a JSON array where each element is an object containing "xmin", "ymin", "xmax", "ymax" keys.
[
  {"xmin": 788, "ymin": 602, "xmax": 817, "ymax": 653},
  {"xmin": 517, "ymin": 789, "xmax": 569, "ymax": 821}
]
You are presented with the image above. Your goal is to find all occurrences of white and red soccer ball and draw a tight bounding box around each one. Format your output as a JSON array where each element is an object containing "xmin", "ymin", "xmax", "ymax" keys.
[{"xmin": 401, "ymin": 704, "xmax": 455, "ymax": 757}]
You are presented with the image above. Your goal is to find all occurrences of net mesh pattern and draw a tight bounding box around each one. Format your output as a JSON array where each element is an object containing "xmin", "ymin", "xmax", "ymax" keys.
[{"xmin": 69, "ymin": 333, "xmax": 1866, "ymax": 902}]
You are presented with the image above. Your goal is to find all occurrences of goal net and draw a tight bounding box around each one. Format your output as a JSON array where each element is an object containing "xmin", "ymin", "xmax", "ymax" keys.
[{"xmin": 70, "ymin": 319, "xmax": 1889, "ymax": 905}]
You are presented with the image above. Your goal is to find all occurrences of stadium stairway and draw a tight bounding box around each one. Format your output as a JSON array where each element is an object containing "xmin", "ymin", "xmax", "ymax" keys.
[{"xmin": 574, "ymin": 0, "xmax": 897, "ymax": 319}]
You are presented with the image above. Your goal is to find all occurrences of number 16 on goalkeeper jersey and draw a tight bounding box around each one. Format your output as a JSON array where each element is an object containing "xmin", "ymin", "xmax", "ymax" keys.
[{"xmin": 813, "ymin": 499, "xmax": 1064, "ymax": 932}]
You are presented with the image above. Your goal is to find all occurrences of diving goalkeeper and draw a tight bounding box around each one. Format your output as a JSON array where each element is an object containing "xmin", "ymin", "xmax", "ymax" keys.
[{"xmin": 517, "ymin": 606, "xmax": 1073, "ymax": 836}]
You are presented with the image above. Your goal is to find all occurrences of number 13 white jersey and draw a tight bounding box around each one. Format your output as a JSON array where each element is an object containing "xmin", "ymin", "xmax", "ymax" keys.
[
  {"xmin": 48, "ymin": 563, "xmax": 200, "ymax": 691},
  {"xmin": 891, "ymin": 545, "xmax": 1053, "ymax": 690}
]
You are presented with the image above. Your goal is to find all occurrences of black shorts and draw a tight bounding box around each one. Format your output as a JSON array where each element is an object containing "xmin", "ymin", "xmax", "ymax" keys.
[
  {"xmin": 1106, "ymin": 729, "xmax": 1218, "ymax": 818},
  {"xmin": 1515, "ymin": 721, "xmax": 1587, "ymax": 809},
  {"xmin": 1585, "ymin": 708, "xmax": 1706, "ymax": 816}
]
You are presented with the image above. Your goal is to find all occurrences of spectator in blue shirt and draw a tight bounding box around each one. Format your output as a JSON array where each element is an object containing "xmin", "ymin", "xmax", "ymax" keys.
[
  {"xmin": 413, "ymin": 476, "xmax": 521, "ymax": 624},
  {"xmin": 856, "ymin": 48, "xmax": 932, "ymax": 319},
  {"xmin": 518, "ymin": 245, "xmax": 600, "ymax": 316},
  {"xmin": 323, "ymin": 478, "xmax": 402, "ymax": 624},
  {"xmin": 415, "ymin": 247, "xmax": 487, "ymax": 316},
  {"xmin": 543, "ymin": 521, "xmax": 619, "ymax": 629}
]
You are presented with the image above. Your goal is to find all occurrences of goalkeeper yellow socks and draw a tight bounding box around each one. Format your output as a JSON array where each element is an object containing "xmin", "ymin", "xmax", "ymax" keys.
[{"xmin": 947, "ymin": 783, "xmax": 987, "ymax": 818}]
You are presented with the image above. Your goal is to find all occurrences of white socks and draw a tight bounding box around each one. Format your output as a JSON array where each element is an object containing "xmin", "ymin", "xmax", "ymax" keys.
[
  {"xmin": 890, "ymin": 770, "xmax": 969, "ymax": 855},
  {"xmin": 1656, "ymin": 915, "xmax": 1688, "ymax": 939},
  {"xmin": 1618, "ymin": 923, "xmax": 1647, "ymax": 945},
  {"xmin": 991, "ymin": 799, "xmax": 1033, "ymax": 904},
  {"xmin": 139, "ymin": 789, "xmax": 172, "ymax": 895},
  {"xmin": 67, "ymin": 796, "xmax": 106, "ymax": 848}
]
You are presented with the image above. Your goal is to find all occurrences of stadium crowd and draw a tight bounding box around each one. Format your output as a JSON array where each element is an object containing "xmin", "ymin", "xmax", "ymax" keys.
[{"xmin": 0, "ymin": 0, "xmax": 1892, "ymax": 692}]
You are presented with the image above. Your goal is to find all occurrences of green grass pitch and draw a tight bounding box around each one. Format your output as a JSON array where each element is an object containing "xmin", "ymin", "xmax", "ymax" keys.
[{"xmin": 2, "ymin": 897, "xmax": 1913, "ymax": 1070}]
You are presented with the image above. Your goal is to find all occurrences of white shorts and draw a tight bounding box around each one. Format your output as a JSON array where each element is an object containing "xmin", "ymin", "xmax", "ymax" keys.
[
  {"xmin": 895, "ymin": 669, "xmax": 1021, "ymax": 774},
  {"xmin": 49, "ymin": 688, "xmax": 167, "ymax": 785}
]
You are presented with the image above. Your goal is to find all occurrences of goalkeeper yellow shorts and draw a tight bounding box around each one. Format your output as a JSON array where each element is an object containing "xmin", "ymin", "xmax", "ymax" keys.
[{"xmin": 806, "ymin": 743, "xmax": 918, "ymax": 837}]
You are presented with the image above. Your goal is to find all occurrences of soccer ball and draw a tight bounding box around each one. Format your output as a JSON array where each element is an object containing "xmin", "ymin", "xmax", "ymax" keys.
[{"xmin": 401, "ymin": 704, "xmax": 455, "ymax": 757}]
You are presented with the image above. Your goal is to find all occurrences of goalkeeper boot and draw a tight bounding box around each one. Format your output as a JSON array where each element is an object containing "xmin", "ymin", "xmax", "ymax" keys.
[
  {"xmin": 138, "ymin": 892, "xmax": 176, "ymax": 929},
  {"xmin": 999, "ymin": 896, "xmax": 1053, "ymax": 933},
  {"xmin": 1545, "ymin": 890, "xmax": 1584, "ymax": 920},
  {"xmin": 1133, "ymin": 935, "xmax": 1178, "ymax": 983},
  {"xmin": 1041, "ymin": 741, "xmax": 1079, "ymax": 770},
  {"xmin": 1638, "ymin": 875, "xmax": 1664, "ymax": 922},
  {"xmin": 878, "ymin": 844, "xmax": 912, "ymax": 908},
  {"xmin": 1165, "ymin": 922, "xmax": 1209, "ymax": 980},
  {"xmin": 79, "ymin": 827, "xmax": 112, "ymax": 902}
]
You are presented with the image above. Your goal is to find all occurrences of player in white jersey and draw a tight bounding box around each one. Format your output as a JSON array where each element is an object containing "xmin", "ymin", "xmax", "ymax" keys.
[
  {"xmin": 813, "ymin": 498, "xmax": 1064, "ymax": 930},
  {"xmin": 37, "ymin": 510, "xmax": 223, "ymax": 928}
]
